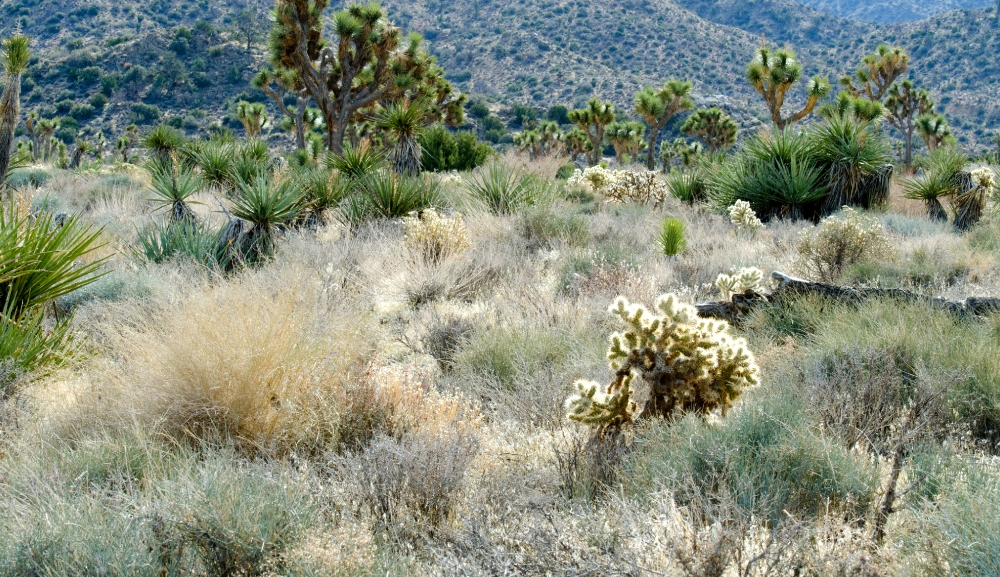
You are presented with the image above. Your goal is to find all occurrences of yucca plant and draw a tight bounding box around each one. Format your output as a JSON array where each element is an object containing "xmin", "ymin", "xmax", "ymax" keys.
[
  {"xmin": 665, "ymin": 171, "xmax": 706, "ymax": 204},
  {"xmin": 0, "ymin": 31, "xmax": 30, "ymax": 189},
  {"xmin": 809, "ymin": 115, "xmax": 892, "ymax": 212},
  {"xmin": 378, "ymin": 100, "xmax": 426, "ymax": 176},
  {"xmin": 657, "ymin": 217, "xmax": 687, "ymax": 256},
  {"xmin": 297, "ymin": 167, "xmax": 351, "ymax": 224},
  {"xmin": 146, "ymin": 158, "xmax": 202, "ymax": 223},
  {"xmin": 134, "ymin": 220, "xmax": 230, "ymax": 269},
  {"xmin": 902, "ymin": 170, "xmax": 955, "ymax": 222},
  {"xmin": 323, "ymin": 142, "xmax": 387, "ymax": 179},
  {"xmin": 464, "ymin": 162, "xmax": 552, "ymax": 215},
  {"xmin": 141, "ymin": 124, "xmax": 187, "ymax": 163},
  {"xmin": 350, "ymin": 168, "xmax": 439, "ymax": 222},
  {"xmin": 0, "ymin": 305, "xmax": 76, "ymax": 401},
  {"xmin": 193, "ymin": 140, "xmax": 236, "ymax": 191},
  {"xmin": 228, "ymin": 172, "xmax": 304, "ymax": 262},
  {"xmin": 0, "ymin": 204, "xmax": 105, "ymax": 319},
  {"xmin": 709, "ymin": 130, "xmax": 827, "ymax": 221}
]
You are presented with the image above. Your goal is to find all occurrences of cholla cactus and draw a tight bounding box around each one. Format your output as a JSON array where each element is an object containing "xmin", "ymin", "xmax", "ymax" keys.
[
  {"xmin": 797, "ymin": 206, "xmax": 895, "ymax": 281},
  {"xmin": 566, "ymin": 293, "xmax": 760, "ymax": 432},
  {"xmin": 604, "ymin": 170, "xmax": 669, "ymax": 206},
  {"xmin": 568, "ymin": 165, "xmax": 619, "ymax": 192},
  {"xmin": 728, "ymin": 200, "xmax": 764, "ymax": 237},
  {"xmin": 402, "ymin": 208, "xmax": 471, "ymax": 265},
  {"xmin": 438, "ymin": 171, "xmax": 462, "ymax": 186},
  {"xmin": 716, "ymin": 267, "xmax": 765, "ymax": 301},
  {"xmin": 970, "ymin": 167, "xmax": 996, "ymax": 190}
]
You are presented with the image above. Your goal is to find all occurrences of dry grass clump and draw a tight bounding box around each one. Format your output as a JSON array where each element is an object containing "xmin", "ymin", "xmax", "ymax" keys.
[{"xmin": 48, "ymin": 273, "xmax": 369, "ymax": 455}]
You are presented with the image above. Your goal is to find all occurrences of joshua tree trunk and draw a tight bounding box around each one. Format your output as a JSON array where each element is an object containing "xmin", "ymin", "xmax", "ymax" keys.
[
  {"xmin": 0, "ymin": 64, "xmax": 22, "ymax": 187},
  {"xmin": 926, "ymin": 198, "xmax": 947, "ymax": 222}
]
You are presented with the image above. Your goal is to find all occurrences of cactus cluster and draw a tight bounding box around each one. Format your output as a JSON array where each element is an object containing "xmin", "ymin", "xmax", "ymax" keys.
[
  {"xmin": 567, "ymin": 166, "xmax": 619, "ymax": 192},
  {"xmin": 715, "ymin": 267, "xmax": 766, "ymax": 301},
  {"xmin": 438, "ymin": 171, "xmax": 463, "ymax": 186},
  {"xmin": 566, "ymin": 294, "xmax": 760, "ymax": 432},
  {"xmin": 402, "ymin": 208, "xmax": 471, "ymax": 265},
  {"xmin": 604, "ymin": 171, "xmax": 669, "ymax": 206},
  {"xmin": 728, "ymin": 200, "xmax": 764, "ymax": 237},
  {"xmin": 797, "ymin": 206, "xmax": 895, "ymax": 281}
]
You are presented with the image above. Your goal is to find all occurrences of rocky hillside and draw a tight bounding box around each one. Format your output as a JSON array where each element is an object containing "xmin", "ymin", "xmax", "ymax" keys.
[
  {"xmin": 799, "ymin": 0, "xmax": 993, "ymax": 23},
  {"xmin": 1, "ymin": 0, "xmax": 997, "ymax": 154}
]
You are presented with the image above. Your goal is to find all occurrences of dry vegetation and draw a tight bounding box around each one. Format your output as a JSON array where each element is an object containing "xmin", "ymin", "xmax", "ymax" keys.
[{"xmin": 1, "ymin": 144, "xmax": 999, "ymax": 576}]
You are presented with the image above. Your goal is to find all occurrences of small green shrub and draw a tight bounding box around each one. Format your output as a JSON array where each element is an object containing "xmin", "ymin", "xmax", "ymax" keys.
[
  {"xmin": 656, "ymin": 216, "xmax": 687, "ymax": 256},
  {"xmin": 797, "ymin": 207, "xmax": 895, "ymax": 282},
  {"xmin": 464, "ymin": 162, "xmax": 553, "ymax": 215}
]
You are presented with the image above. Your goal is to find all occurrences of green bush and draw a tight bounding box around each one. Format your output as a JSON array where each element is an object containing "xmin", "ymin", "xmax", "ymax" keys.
[
  {"xmin": 419, "ymin": 126, "xmax": 492, "ymax": 172},
  {"xmin": 656, "ymin": 217, "xmax": 687, "ymax": 256},
  {"xmin": 626, "ymin": 388, "xmax": 877, "ymax": 524}
]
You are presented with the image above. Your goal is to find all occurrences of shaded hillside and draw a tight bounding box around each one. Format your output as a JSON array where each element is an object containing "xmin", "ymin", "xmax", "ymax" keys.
[
  {"xmin": 798, "ymin": 0, "xmax": 994, "ymax": 23},
  {"xmin": 1, "ymin": 0, "xmax": 997, "ymax": 153}
]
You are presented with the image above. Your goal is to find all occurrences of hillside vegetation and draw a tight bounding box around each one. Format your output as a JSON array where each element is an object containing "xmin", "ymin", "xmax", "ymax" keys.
[{"xmin": 1, "ymin": 2, "xmax": 1000, "ymax": 574}]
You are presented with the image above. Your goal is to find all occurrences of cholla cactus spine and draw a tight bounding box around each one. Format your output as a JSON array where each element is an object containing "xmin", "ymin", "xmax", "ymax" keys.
[
  {"xmin": 565, "ymin": 293, "xmax": 760, "ymax": 432},
  {"xmin": 715, "ymin": 267, "xmax": 765, "ymax": 301},
  {"xmin": 728, "ymin": 200, "xmax": 764, "ymax": 237}
]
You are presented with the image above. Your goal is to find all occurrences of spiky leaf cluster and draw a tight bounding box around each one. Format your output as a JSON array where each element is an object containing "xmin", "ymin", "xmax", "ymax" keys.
[
  {"xmin": 566, "ymin": 294, "xmax": 760, "ymax": 431},
  {"xmin": 841, "ymin": 44, "xmax": 909, "ymax": 102}
]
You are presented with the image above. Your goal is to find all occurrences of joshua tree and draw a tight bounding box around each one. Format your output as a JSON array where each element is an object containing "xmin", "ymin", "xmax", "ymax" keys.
[
  {"xmin": 564, "ymin": 127, "xmax": 591, "ymax": 162},
  {"xmin": 819, "ymin": 90, "xmax": 884, "ymax": 122},
  {"xmin": 916, "ymin": 113, "xmax": 951, "ymax": 152},
  {"xmin": 538, "ymin": 120, "xmax": 563, "ymax": 156},
  {"xmin": 884, "ymin": 80, "xmax": 934, "ymax": 168},
  {"xmin": 841, "ymin": 44, "xmax": 908, "ymax": 102},
  {"xmin": 253, "ymin": 67, "xmax": 311, "ymax": 150},
  {"xmin": 23, "ymin": 110, "xmax": 38, "ymax": 161},
  {"xmin": 269, "ymin": 1, "xmax": 463, "ymax": 154},
  {"xmin": 681, "ymin": 107, "xmax": 738, "ymax": 152},
  {"xmin": 69, "ymin": 139, "xmax": 92, "ymax": 169},
  {"xmin": 746, "ymin": 43, "xmax": 830, "ymax": 130},
  {"xmin": 605, "ymin": 120, "xmax": 646, "ymax": 164},
  {"xmin": 568, "ymin": 98, "xmax": 615, "ymax": 165},
  {"xmin": 36, "ymin": 118, "xmax": 57, "ymax": 163},
  {"xmin": 0, "ymin": 31, "xmax": 29, "ymax": 187},
  {"xmin": 93, "ymin": 131, "xmax": 106, "ymax": 162},
  {"xmin": 377, "ymin": 100, "xmax": 425, "ymax": 176},
  {"xmin": 236, "ymin": 100, "xmax": 269, "ymax": 137},
  {"xmin": 513, "ymin": 129, "xmax": 541, "ymax": 159},
  {"xmin": 634, "ymin": 79, "xmax": 694, "ymax": 170}
]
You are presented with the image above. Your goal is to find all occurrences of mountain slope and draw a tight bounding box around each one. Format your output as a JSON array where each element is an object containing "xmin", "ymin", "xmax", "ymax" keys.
[
  {"xmin": 1, "ymin": 0, "xmax": 997, "ymax": 153},
  {"xmin": 797, "ymin": 0, "xmax": 994, "ymax": 23}
]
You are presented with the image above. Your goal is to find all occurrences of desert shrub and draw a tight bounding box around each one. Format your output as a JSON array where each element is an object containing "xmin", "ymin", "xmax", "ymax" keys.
[
  {"xmin": 626, "ymin": 389, "xmax": 878, "ymax": 523},
  {"xmin": 905, "ymin": 462, "xmax": 1000, "ymax": 576},
  {"xmin": 402, "ymin": 248, "xmax": 501, "ymax": 307},
  {"xmin": 6, "ymin": 167, "xmax": 52, "ymax": 188},
  {"xmin": 656, "ymin": 216, "xmax": 687, "ymax": 256},
  {"xmin": 402, "ymin": 208, "xmax": 471, "ymax": 265},
  {"xmin": 797, "ymin": 206, "xmax": 895, "ymax": 281},
  {"xmin": 953, "ymin": 166, "xmax": 995, "ymax": 232},
  {"xmin": 555, "ymin": 162, "xmax": 576, "ymax": 180},
  {"xmin": 419, "ymin": 126, "xmax": 492, "ymax": 172},
  {"xmin": 153, "ymin": 452, "xmax": 317, "ymax": 575},
  {"xmin": 463, "ymin": 162, "xmax": 553, "ymax": 214},
  {"xmin": 566, "ymin": 294, "xmax": 759, "ymax": 430},
  {"xmin": 604, "ymin": 170, "xmax": 669, "ymax": 206},
  {"xmin": 808, "ymin": 299, "xmax": 1000, "ymax": 449},
  {"xmin": 566, "ymin": 165, "xmax": 617, "ymax": 192},
  {"xmin": 520, "ymin": 205, "xmax": 590, "ymax": 248},
  {"xmin": 337, "ymin": 428, "xmax": 480, "ymax": 529},
  {"xmin": 844, "ymin": 245, "xmax": 969, "ymax": 288}
]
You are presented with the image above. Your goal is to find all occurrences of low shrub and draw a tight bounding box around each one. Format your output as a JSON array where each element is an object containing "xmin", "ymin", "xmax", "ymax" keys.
[
  {"xmin": 402, "ymin": 208, "xmax": 471, "ymax": 265},
  {"xmin": 520, "ymin": 205, "xmax": 591, "ymax": 249},
  {"xmin": 797, "ymin": 207, "xmax": 895, "ymax": 281}
]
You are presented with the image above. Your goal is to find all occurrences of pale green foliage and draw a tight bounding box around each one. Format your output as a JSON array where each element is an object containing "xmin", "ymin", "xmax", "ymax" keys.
[
  {"xmin": 567, "ymin": 166, "xmax": 618, "ymax": 192},
  {"xmin": 797, "ymin": 206, "xmax": 895, "ymax": 281},
  {"xmin": 402, "ymin": 208, "xmax": 471, "ymax": 265},
  {"xmin": 605, "ymin": 171, "xmax": 669, "ymax": 206},
  {"xmin": 728, "ymin": 200, "xmax": 764, "ymax": 237},
  {"xmin": 716, "ymin": 267, "xmax": 766, "ymax": 301},
  {"xmin": 566, "ymin": 294, "xmax": 760, "ymax": 431}
]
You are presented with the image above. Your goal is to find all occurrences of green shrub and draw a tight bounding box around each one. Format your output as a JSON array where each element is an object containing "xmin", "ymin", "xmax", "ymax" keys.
[
  {"xmin": 463, "ymin": 162, "xmax": 553, "ymax": 214},
  {"xmin": 6, "ymin": 167, "xmax": 52, "ymax": 188},
  {"xmin": 626, "ymin": 389, "xmax": 877, "ymax": 524},
  {"xmin": 808, "ymin": 115, "xmax": 892, "ymax": 212},
  {"xmin": 419, "ymin": 126, "xmax": 492, "ymax": 172},
  {"xmin": 555, "ymin": 162, "xmax": 576, "ymax": 180}
]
